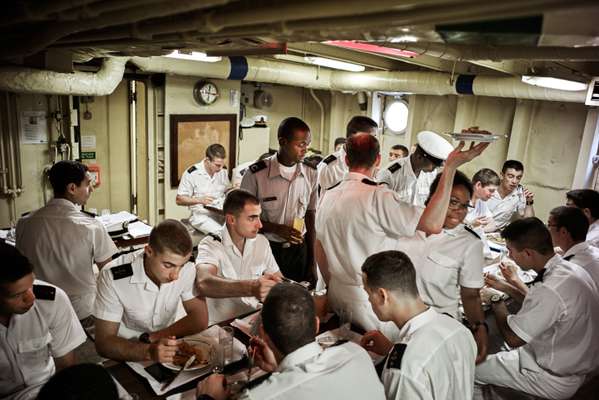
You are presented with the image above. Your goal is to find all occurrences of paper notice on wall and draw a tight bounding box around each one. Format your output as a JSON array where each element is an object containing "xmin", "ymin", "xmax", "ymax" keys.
[
  {"xmin": 81, "ymin": 134, "xmax": 96, "ymax": 149},
  {"xmin": 20, "ymin": 111, "xmax": 49, "ymax": 144}
]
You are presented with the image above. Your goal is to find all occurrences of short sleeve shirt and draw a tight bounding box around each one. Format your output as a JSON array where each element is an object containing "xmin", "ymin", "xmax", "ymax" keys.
[
  {"xmin": 94, "ymin": 250, "xmax": 197, "ymax": 339},
  {"xmin": 464, "ymin": 198, "xmax": 494, "ymax": 226},
  {"xmin": 16, "ymin": 198, "xmax": 118, "ymax": 319},
  {"xmin": 587, "ymin": 220, "xmax": 599, "ymax": 249},
  {"xmin": 0, "ymin": 280, "xmax": 86, "ymax": 400},
  {"xmin": 563, "ymin": 241, "xmax": 599, "ymax": 289},
  {"xmin": 376, "ymin": 156, "xmax": 437, "ymax": 206},
  {"xmin": 317, "ymin": 147, "xmax": 348, "ymax": 192},
  {"xmin": 195, "ymin": 227, "xmax": 280, "ymax": 324},
  {"xmin": 486, "ymin": 188, "xmax": 526, "ymax": 229}
]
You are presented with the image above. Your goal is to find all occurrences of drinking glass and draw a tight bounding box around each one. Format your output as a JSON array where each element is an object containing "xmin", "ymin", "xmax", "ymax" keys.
[{"xmin": 338, "ymin": 308, "xmax": 353, "ymax": 340}]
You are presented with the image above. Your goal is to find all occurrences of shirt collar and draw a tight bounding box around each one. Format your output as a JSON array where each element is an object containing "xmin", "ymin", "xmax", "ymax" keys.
[
  {"xmin": 268, "ymin": 154, "xmax": 304, "ymax": 180},
  {"xmin": 397, "ymin": 307, "xmax": 437, "ymax": 343},
  {"xmin": 130, "ymin": 252, "xmax": 159, "ymax": 292},
  {"xmin": 537, "ymin": 253, "xmax": 562, "ymax": 282},
  {"xmin": 48, "ymin": 197, "xmax": 80, "ymax": 211},
  {"xmin": 443, "ymin": 224, "xmax": 465, "ymax": 237},
  {"xmin": 277, "ymin": 341, "xmax": 323, "ymax": 372},
  {"xmin": 563, "ymin": 241, "xmax": 589, "ymax": 259},
  {"xmin": 221, "ymin": 225, "xmax": 255, "ymax": 257},
  {"xmin": 345, "ymin": 171, "xmax": 371, "ymax": 181}
]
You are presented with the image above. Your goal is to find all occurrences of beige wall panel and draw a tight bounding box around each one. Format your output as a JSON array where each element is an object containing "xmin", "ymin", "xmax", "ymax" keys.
[
  {"xmin": 327, "ymin": 92, "xmax": 363, "ymax": 154},
  {"xmin": 136, "ymin": 82, "xmax": 149, "ymax": 221}
]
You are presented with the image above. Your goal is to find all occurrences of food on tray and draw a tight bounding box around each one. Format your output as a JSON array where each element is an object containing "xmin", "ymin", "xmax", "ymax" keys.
[{"xmin": 173, "ymin": 340, "xmax": 211, "ymax": 368}]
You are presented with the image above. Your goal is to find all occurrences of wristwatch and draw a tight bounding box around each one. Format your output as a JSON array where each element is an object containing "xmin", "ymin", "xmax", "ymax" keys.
[
  {"xmin": 139, "ymin": 332, "xmax": 151, "ymax": 344},
  {"xmin": 490, "ymin": 293, "xmax": 507, "ymax": 304},
  {"xmin": 526, "ymin": 200, "xmax": 534, "ymax": 206}
]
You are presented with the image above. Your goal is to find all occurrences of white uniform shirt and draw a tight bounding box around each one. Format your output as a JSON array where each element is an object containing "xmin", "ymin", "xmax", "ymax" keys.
[
  {"xmin": 486, "ymin": 187, "xmax": 526, "ymax": 229},
  {"xmin": 94, "ymin": 250, "xmax": 197, "ymax": 339},
  {"xmin": 177, "ymin": 159, "xmax": 230, "ymax": 228},
  {"xmin": 587, "ymin": 219, "xmax": 599, "ymax": 249},
  {"xmin": 563, "ymin": 241, "xmax": 599, "ymax": 288},
  {"xmin": 316, "ymin": 172, "xmax": 422, "ymax": 333},
  {"xmin": 195, "ymin": 227, "xmax": 280, "ymax": 325},
  {"xmin": 507, "ymin": 255, "xmax": 599, "ymax": 377},
  {"xmin": 240, "ymin": 341, "xmax": 385, "ymax": 400},
  {"xmin": 464, "ymin": 198, "xmax": 493, "ymax": 226},
  {"xmin": 317, "ymin": 147, "xmax": 348, "ymax": 192},
  {"xmin": 0, "ymin": 280, "xmax": 86, "ymax": 400},
  {"xmin": 232, "ymin": 161, "xmax": 254, "ymax": 187},
  {"xmin": 240, "ymin": 154, "xmax": 318, "ymax": 242},
  {"xmin": 416, "ymin": 225, "xmax": 485, "ymax": 318},
  {"xmin": 376, "ymin": 156, "xmax": 438, "ymax": 206},
  {"xmin": 16, "ymin": 198, "xmax": 118, "ymax": 319},
  {"xmin": 382, "ymin": 308, "xmax": 476, "ymax": 400}
]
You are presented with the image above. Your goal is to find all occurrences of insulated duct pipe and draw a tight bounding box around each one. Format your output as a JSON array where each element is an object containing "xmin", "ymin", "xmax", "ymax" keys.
[
  {"xmin": 0, "ymin": 57, "xmax": 127, "ymax": 96},
  {"xmin": 130, "ymin": 56, "xmax": 588, "ymax": 103}
]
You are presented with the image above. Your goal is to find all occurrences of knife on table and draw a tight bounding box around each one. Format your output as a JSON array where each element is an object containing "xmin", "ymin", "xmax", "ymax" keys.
[{"xmin": 161, "ymin": 354, "xmax": 196, "ymax": 391}]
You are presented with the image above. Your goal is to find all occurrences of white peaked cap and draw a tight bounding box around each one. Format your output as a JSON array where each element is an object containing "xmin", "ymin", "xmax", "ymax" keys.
[{"xmin": 416, "ymin": 130, "xmax": 454, "ymax": 160}]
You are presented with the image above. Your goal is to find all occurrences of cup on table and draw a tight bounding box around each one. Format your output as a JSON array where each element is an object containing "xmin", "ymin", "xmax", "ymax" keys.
[
  {"xmin": 338, "ymin": 308, "xmax": 353, "ymax": 340},
  {"xmin": 101, "ymin": 209, "xmax": 111, "ymax": 216},
  {"xmin": 214, "ymin": 326, "xmax": 234, "ymax": 373},
  {"xmin": 88, "ymin": 208, "xmax": 98, "ymax": 216}
]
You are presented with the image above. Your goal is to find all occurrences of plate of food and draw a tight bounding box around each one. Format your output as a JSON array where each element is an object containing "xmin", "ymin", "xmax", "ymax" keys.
[
  {"xmin": 449, "ymin": 132, "xmax": 505, "ymax": 142},
  {"xmin": 163, "ymin": 337, "xmax": 215, "ymax": 371}
]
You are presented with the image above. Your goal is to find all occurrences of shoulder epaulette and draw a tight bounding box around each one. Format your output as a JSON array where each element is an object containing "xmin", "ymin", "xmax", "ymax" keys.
[
  {"xmin": 361, "ymin": 178, "xmax": 377, "ymax": 186},
  {"xmin": 81, "ymin": 210, "xmax": 97, "ymax": 217},
  {"xmin": 388, "ymin": 163, "xmax": 401, "ymax": 173},
  {"xmin": 386, "ymin": 343, "xmax": 407, "ymax": 370},
  {"xmin": 303, "ymin": 159, "xmax": 318, "ymax": 170},
  {"xmin": 187, "ymin": 165, "xmax": 197, "ymax": 174},
  {"xmin": 110, "ymin": 263, "xmax": 133, "ymax": 280},
  {"xmin": 111, "ymin": 248, "xmax": 137, "ymax": 260},
  {"xmin": 464, "ymin": 225, "xmax": 481, "ymax": 240},
  {"xmin": 207, "ymin": 233, "xmax": 222, "ymax": 242},
  {"xmin": 33, "ymin": 284, "xmax": 56, "ymax": 301},
  {"xmin": 249, "ymin": 160, "xmax": 267, "ymax": 173},
  {"xmin": 327, "ymin": 181, "xmax": 342, "ymax": 191},
  {"xmin": 239, "ymin": 168, "xmax": 247, "ymax": 176},
  {"xmin": 323, "ymin": 154, "xmax": 337, "ymax": 165}
]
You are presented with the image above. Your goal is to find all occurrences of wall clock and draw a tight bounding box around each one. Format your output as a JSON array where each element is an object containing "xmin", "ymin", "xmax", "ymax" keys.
[{"xmin": 193, "ymin": 80, "xmax": 219, "ymax": 105}]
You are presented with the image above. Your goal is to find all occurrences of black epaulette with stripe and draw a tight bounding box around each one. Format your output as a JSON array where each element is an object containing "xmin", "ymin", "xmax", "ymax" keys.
[
  {"xmin": 110, "ymin": 263, "xmax": 133, "ymax": 280},
  {"xmin": 327, "ymin": 181, "xmax": 342, "ymax": 191},
  {"xmin": 33, "ymin": 284, "xmax": 56, "ymax": 301},
  {"xmin": 249, "ymin": 160, "xmax": 267, "ymax": 173},
  {"xmin": 207, "ymin": 233, "xmax": 222, "ymax": 242},
  {"xmin": 464, "ymin": 225, "xmax": 481, "ymax": 240},
  {"xmin": 323, "ymin": 154, "xmax": 337, "ymax": 164},
  {"xmin": 303, "ymin": 159, "xmax": 318, "ymax": 169},
  {"xmin": 386, "ymin": 343, "xmax": 407, "ymax": 370},
  {"xmin": 81, "ymin": 210, "xmax": 97, "ymax": 217},
  {"xmin": 361, "ymin": 178, "xmax": 377, "ymax": 186},
  {"xmin": 240, "ymin": 168, "xmax": 247, "ymax": 176},
  {"xmin": 111, "ymin": 248, "xmax": 138, "ymax": 260},
  {"xmin": 187, "ymin": 165, "xmax": 197, "ymax": 174},
  {"xmin": 388, "ymin": 163, "xmax": 401, "ymax": 173}
]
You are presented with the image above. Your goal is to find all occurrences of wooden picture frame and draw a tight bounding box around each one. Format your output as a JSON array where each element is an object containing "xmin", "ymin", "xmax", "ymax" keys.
[{"xmin": 169, "ymin": 114, "xmax": 237, "ymax": 187}]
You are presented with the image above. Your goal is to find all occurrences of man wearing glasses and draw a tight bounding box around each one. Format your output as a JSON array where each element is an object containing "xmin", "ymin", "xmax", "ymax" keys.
[{"xmin": 176, "ymin": 144, "xmax": 231, "ymax": 235}]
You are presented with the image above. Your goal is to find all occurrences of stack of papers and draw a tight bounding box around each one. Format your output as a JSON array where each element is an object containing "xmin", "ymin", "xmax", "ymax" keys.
[
  {"xmin": 97, "ymin": 211, "xmax": 138, "ymax": 232},
  {"xmin": 127, "ymin": 221, "xmax": 153, "ymax": 238}
]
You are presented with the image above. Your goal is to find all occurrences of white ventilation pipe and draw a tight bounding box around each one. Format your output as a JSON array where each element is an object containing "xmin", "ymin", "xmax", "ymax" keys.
[
  {"xmin": 131, "ymin": 56, "xmax": 588, "ymax": 103},
  {"xmin": 0, "ymin": 57, "xmax": 127, "ymax": 95}
]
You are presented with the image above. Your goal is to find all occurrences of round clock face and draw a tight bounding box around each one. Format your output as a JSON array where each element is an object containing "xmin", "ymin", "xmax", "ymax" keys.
[{"xmin": 194, "ymin": 81, "xmax": 219, "ymax": 105}]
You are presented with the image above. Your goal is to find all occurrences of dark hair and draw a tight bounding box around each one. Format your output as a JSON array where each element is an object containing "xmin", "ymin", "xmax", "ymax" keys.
[
  {"xmin": 502, "ymin": 160, "xmax": 524, "ymax": 174},
  {"xmin": 258, "ymin": 150, "xmax": 276, "ymax": 161},
  {"xmin": 206, "ymin": 144, "xmax": 226, "ymax": 160},
  {"xmin": 334, "ymin": 137, "xmax": 346, "ymax": 148},
  {"xmin": 37, "ymin": 363, "xmax": 119, "ymax": 400},
  {"xmin": 426, "ymin": 169, "xmax": 473, "ymax": 204},
  {"xmin": 277, "ymin": 117, "xmax": 310, "ymax": 141},
  {"xmin": 149, "ymin": 219, "xmax": 192, "ymax": 256},
  {"xmin": 261, "ymin": 283, "xmax": 316, "ymax": 355},
  {"xmin": 566, "ymin": 189, "xmax": 599, "ymax": 219},
  {"xmin": 501, "ymin": 217, "xmax": 553, "ymax": 255},
  {"xmin": 346, "ymin": 116, "xmax": 378, "ymax": 138},
  {"xmin": 550, "ymin": 206, "xmax": 589, "ymax": 242},
  {"xmin": 48, "ymin": 160, "xmax": 88, "ymax": 196},
  {"xmin": 346, "ymin": 132, "xmax": 380, "ymax": 169},
  {"xmin": 391, "ymin": 144, "xmax": 409, "ymax": 155},
  {"xmin": 472, "ymin": 168, "xmax": 500, "ymax": 187},
  {"xmin": 361, "ymin": 251, "xmax": 418, "ymax": 297},
  {"xmin": 0, "ymin": 243, "xmax": 33, "ymax": 287},
  {"xmin": 414, "ymin": 145, "xmax": 443, "ymax": 167},
  {"xmin": 223, "ymin": 189, "xmax": 260, "ymax": 217}
]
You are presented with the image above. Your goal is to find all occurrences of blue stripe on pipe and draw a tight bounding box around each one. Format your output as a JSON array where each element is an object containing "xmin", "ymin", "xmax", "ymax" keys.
[
  {"xmin": 456, "ymin": 75, "xmax": 475, "ymax": 95},
  {"xmin": 228, "ymin": 56, "xmax": 248, "ymax": 80}
]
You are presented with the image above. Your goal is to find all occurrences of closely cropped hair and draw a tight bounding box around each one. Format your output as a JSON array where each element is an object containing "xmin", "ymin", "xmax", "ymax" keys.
[
  {"xmin": 205, "ymin": 143, "xmax": 226, "ymax": 160},
  {"xmin": 261, "ymin": 283, "xmax": 316, "ymax": 355},
  {"xmin": 361, "ymin": 251, "xmax": 419, "ymax": 298},
  {"xmin": 334, "ymin": 137, "xmax": 347, "ymax": 148},
  {"xmin": 550, "ymin": 206, "xmax": 590, "ymax": 242},
  {"xmin": 502, "ymin": 160, "xmax": 524, "ymax": 174},
  {"xmin": 0, "ymin": 243, "xmax": 33, "ymax": 286},
  {"xmin": 346, "ymin": 116, "xmax": 378, "ymax": 138},
  {"xmin": 148, "ymin": 219, "xmax": 192, "ymax": 256},
  {"xmin": 278, "ymin": 117, "xmax": 310, "ymax": 141},
  {"xmin": 426, "ymin": 170, "xmax": 473, "ymax": 205},
  {"xmin": 414, "ymin": 145, "xmax": 443, "ymax": 167},
  {"xmin": 223, "ymin": 189, "xmax": 260, "ymax": 217},
  {"xmin": 48, "ymin": 160, "xmax": 88, "ymax": 196},
  {"xmin": 391, "ymin": 144, "xmax": 409, "ymax": 155},
  {"xmin": 346, "ymin": 132, "xmax": 380, "ymax": 169},
  {"xmin": 37, "ymin": 364, "xmax": 119, "ymax": 400},
  {"xmin": 501, "ymin": 217, "xmax": 554, "ymax": 255},
  {"xmin": 566, "ymin": 189, "xmax": 599, "ymax": 219},
  {"xmin": 472, "ymin": 168, "xmax": 500, "ymax": 187}
]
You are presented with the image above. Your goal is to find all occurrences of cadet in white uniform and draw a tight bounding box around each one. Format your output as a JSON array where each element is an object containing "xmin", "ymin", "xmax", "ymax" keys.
[
  {"xmin": 565, "ymin": 189, "xmax": 599, "ymax": 249},
  {"xmin": 196, "ymin": 283, "xmax": 385, "ymax": 400},
  {"xmin": 176, "ymin": 144, "xmax": 231, "ymax": 234},
  {"xmin": 241, "ymin": 117, "xmax": 318, "ymax": 283},
  {"xmin": 377, "ymin": 131, "xmax": 453, "ymax": 206},
  {"xmin": 464, "ymin": 168, "xmax": 500, "ymax": 234},
  {"xmin": 486, "ymin": 160, "xmax": 535, "ymax": 230},
  {"xmin": 0, "ymin": 245, "xmax": 86, "ymax": 400},
  {"xmin": 317, "ymin": 116, "xmax": 378, "ymax": 192},
  {"xmin": 16, "ymin": 160, "xmax": 117, "ymax": 320},
  {"xmin": 316, "ymin": 133, "xmax": 489, "ymax": 336},
  {"xmin": 476, "ymin": 218, "xmax": 599, "ymax": 400},
  {"xmin": 360, "ymin": 251, "xmax": 477, "ymax": 400},
  {"xmin": 94, "ymin": 220, "xmax": 208, "ymax": 363},
  {"xmin": 196, "ymin": 190, "xmax": 282, "ymax": 325}
]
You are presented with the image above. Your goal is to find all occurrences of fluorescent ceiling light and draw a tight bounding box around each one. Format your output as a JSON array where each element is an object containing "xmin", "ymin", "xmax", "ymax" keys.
[
  {"xmin": 165, "ymin": 50, "xmax": 221, "ymax": 62},
  {"xmin": 324, "ymin": 41, "xmax": 418, "ymax": 58},
  {"xmin": 390, "ymin": 35, "xmax": 419, "ymax": 43},
  {"xmin": 274, "ymin": 54, "xmax": 365, "ymax": 72},
  {"xmin": 521, "ymin": 75, "xmax": 588, "ymax": 91}
]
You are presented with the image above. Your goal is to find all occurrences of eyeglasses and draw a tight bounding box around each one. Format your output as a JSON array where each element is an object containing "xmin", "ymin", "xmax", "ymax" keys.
[{"xmin": 448, "ymin": 198, "xmax": 473, "ymax": 211}]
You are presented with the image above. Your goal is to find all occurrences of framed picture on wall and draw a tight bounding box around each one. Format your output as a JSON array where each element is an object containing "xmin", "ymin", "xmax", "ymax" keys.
[{"xmin": 169, "ymin": 114, "xmax": 237, "ymax": 187}]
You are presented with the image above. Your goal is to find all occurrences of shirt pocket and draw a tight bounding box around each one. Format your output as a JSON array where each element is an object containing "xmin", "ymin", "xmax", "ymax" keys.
[
  {"xmin": 260, "ymin": 195, "xmax": 280, "ymax": 220},
  {"xmin": 423, "ymin": 252, "xmax": 459, "ymax": 290},
  {"xmin": 17, "ymin": 333, "xmax": 52, "ymax": 382},
  {"xmin": 125, "ymin": 306, "xmax": 154, "ymax": 331}
]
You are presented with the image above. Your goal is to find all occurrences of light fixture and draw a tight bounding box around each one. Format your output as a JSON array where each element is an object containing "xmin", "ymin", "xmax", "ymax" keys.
[
  {"xmin": 390, "ymin": 35, "xmax": 419, "ymax": 43},
  {"xmin": 324, "ymin": 41, "xmax": 418, "ymax": 58},
  {"xmin": 384, "ymin": 99, "xmax": 409, "ymax": 134},
  {"xmin": 273, "ymin": 54, "xmax": 365, "ymax": 72},
  {"xmin": 165, "ymin": 50, "xmax": 222, "ymax": 63},
  {"xmin": 521, "ymin": 75, "xmax": 588, "ymax": 91}
]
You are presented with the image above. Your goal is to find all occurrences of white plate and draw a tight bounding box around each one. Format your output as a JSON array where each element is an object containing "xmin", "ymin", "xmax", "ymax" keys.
[
  {"xmin": 449, "ymin": 133, "xmax": 504, "ymax": 142},
  {"xmin": 162, "ymin": 337, "xmax": 215, "ymax": 371}
]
